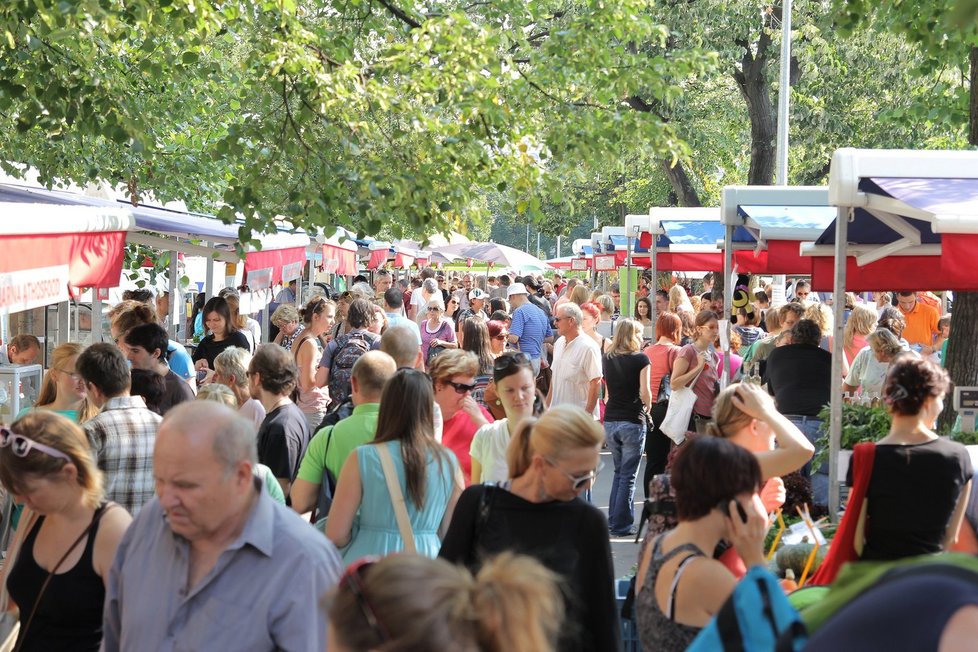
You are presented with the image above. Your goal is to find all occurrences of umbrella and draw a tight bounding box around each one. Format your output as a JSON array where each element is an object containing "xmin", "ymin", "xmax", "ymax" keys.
[{"xmin": 430, "ymin": 241, "xmax": 551, "ymax": 271}]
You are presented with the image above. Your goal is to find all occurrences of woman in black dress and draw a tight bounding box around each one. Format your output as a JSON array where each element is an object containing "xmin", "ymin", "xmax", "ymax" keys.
[
  {"xmin": 0, "ymin": 411, "xmax": 131, "ymax": 651},
  {"xmin": 439, "ymin": 405, "xmax": 620, "ymax": 652},
  {"xmin": 852, "ymin": 355, "xmax": 972, "ymax": 561},
  {"xmin": 192, "ymin": 296, "xmax": 251, "ymax": 372}
]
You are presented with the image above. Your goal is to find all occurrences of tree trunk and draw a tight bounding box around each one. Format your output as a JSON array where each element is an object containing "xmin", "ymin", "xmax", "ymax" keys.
[
  {"xmin": 660, "ymin": 158, "xmax": 702, "ymax": 207},
  {"xmin": 938, "ymin": 45, "xmax": 978, "ymax": 433},
  {"xmin": 733, "ymin": 31, "xmax": 777, "ymax": 186}
]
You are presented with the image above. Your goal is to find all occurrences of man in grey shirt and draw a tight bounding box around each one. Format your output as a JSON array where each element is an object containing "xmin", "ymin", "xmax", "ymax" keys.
[{"xmin": 103, "ymin": 401, "xmax": 343, "ymax": 652}]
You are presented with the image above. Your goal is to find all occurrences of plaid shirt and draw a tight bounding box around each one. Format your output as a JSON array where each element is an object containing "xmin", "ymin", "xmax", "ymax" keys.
[{"xmin": 84, "ymin": 395, "xmax": 162, "ymax": 516}]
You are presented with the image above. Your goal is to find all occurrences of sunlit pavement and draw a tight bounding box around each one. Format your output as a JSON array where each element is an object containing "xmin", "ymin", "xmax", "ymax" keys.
[{"xmin": 593, "ymin": 450, "xmax": 646, "ymax": 580}]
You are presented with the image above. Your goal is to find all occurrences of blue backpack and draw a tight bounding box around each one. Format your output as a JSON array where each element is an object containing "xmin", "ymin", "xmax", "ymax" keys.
[{"xmin": 688, "ymin": 566, "xmax": 808, "ymax": 652}]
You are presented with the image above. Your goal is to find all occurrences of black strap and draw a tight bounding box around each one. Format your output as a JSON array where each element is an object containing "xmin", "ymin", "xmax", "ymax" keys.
[
  {"xmin": 311, "ymin": 426, "xmax": 336, "ymax": 523},
  {"xmin": 17, "ymin": 504, "xmax": 113, "ymax": 651}
]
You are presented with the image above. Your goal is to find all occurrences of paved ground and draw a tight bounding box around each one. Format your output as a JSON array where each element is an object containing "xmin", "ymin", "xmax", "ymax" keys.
[{"xmin": 593, "ymin": 449, "xmax": 647, "ymax": 580}]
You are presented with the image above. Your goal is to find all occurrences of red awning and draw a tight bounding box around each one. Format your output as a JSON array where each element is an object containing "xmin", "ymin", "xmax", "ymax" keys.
[
  {"xmin": 763, "ymin": 240, "xmax": 812, "ymax": 274},
  {"xmin": 322, "ymin": 244, "xmax": 358, "ymax": 276},
  {"xmin": 368, "ymin": 249, "xmax": 388, "ymax": 270},
  {"xmin": 243, "ymin": 246, "xmax": 306, "ymax": 287},
  {"xmin": 0, "ymin": 231, "xmax": 128, "ymax": 288},
  {"xmin": 394, "ymin": 253, "xmax": 415, "ymax": 268}
]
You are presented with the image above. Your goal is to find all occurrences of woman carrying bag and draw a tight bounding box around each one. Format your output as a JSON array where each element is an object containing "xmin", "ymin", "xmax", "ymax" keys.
[
  {"xmin": 0, "ymin": 411, "xmax": 131, "ymax": 652},
  {"xmin": 662, "ymin": 311, "xmax": 720, "ymax": 442},
  {"xmin": 643, "ymin": 312, "xmax": 683, "ymax": 491},
  {"xmin": 326, "ymin": 369, "xmax": 464, "ymax": 562}
]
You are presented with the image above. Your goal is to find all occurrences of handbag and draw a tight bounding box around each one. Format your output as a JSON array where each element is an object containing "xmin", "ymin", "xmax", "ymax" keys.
[
  {"xmin": 659, "ymin": 348, "xmax": 706, "ymax": 445},
  {"xmin": 377, "ymin": 444, "xmax": 417, "ymax": 554},
  {"xmin": 655, "ymin": 345, "xmax": 680, "ymax": 403},
  {"xmin": 807, "ymin": 442, "xmax": 876, "ymax": 586}
]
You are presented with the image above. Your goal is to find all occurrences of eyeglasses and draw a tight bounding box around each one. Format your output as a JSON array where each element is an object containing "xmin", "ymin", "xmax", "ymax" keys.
[
  {"xmin": 493, "ymin": 352, "xmax": 530, "ymax": 372},
  {"xmin": 443, "ymin": 380, "xmax": 476, "ymax": 394},
  {"xmin": 341, "ymin": 557, "xmax": 389, "ymax": 643},
  {"xmin": 426, "ymin": 306, "xmax": 442, "ymax": 312},
  {"xmin": 56, "ymin": 368, "xmax": 83, "ymax": 383},
  {"xmin": 0, "ymin": 428, "xmax": 71, "ymax": 462},
  {"xmin": 544, "ymin": 456, "xmax": 604, "ymax": 490}
]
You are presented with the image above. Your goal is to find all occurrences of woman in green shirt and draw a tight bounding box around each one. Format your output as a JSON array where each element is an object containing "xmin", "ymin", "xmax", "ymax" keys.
[{"xmin": 17, "ymin": 343, "xmax": 98, "ymax": 424}]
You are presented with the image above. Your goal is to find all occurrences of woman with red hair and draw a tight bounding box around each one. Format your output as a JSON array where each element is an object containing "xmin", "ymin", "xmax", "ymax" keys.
[
  {"xmin": 641, "ymin": 312, "xmax": 683, "ymax": 493},
  {"xmin": 580, "ymin": 302, "xmax": 608, "ymax": 354}
]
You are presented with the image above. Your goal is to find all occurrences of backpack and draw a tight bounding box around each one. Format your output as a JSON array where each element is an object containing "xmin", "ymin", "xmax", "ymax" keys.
[
  {"xmin": 328, "ymin": 332, "xmax": 372, "ymax": 405},
  {"xmin": 687, "ymin": 566, "xmax": 808, "ymax": 652}
]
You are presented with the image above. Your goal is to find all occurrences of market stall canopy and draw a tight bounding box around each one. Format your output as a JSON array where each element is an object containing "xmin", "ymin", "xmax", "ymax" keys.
[
  {"xmin": 720, "ymin": 186, "xmax": 835, "ymax": 275},
  {"xmin": 804, "ymin": 148, "xmax": 978, "ymax": 291},
  {"xmin": 0, "ymin": 198, "xmax": 133, "ymax": 311},
  {"xmin": 321, "ymin": 233, "xmax": 358, "ymax": 276},
  {"xmin": 430, "ymin": 241, "xmax": 551, "ymax": 271}
]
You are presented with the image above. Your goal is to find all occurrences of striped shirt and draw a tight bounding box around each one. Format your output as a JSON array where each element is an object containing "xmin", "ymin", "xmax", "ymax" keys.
[
  {"xmin": 510, "ymin": 303, "xmax": 551, "ymax": 359},
  {"xmin": 84, "ymin": 395, "xmax": 161, "ymax": 516}
]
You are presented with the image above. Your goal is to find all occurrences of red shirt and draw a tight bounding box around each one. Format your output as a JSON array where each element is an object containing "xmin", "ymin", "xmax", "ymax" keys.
[{"xmin": 441, "ymin": 407, "xmax": 494, "ymax": 484}]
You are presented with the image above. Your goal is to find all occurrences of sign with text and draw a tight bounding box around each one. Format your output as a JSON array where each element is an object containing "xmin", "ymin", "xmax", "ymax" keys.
[
  {"xmin": 594, "ymin": 254, "xmax": 616, "ymax": 272},
  {"xmin": 0, "ymin": 265, "xmax": 70, "ymax": 314},
  {"xmin": 571, "ymin": 257, "xmax": 589, "ymax": 271},
  {"xmin": 281, "ymin": 261, "xmax": 304, "ymax": 283},
  {"xmin": 246, "ymin": 267, "xmax": 273, "ymax": 291}
]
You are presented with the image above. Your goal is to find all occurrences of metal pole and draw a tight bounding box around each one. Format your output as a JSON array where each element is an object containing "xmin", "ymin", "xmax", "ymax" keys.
[
  {"xmin": 828, "ymin": 206, "xmax": 849, "ymax": 521},
  {"xmin": 625, "ymin": 235, "xmax": 633, "ymax": 318},
  {"xmin": 775, "ymin": 0, "xmax": 793, "ymax": 185},
  {"xmin": 536, "ymin": 232, "xmax": 541, "ymax": 259},
  {"xmin": 204, "ymin": 246, "xmax": 215, "ymax": 301},
  {"xmin": 722, "ymin": 223, "xmax": 734, "ymax": 387},
  {"xmin": 168, "ymin": 252, "xmax": 179, "ymax": 341},
  {"xmin": 556, "ymin": 235, "xmax": 561, "ymax": 258},
  {"xmin": 650, "ymin": 233, "xmax": 658, "ymax": 326}
]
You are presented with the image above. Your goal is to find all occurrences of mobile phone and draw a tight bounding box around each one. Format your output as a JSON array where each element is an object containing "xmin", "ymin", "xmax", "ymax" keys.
[{"xmin": 718, "ymin": 499, "xmax": 748, "ymax": 524}]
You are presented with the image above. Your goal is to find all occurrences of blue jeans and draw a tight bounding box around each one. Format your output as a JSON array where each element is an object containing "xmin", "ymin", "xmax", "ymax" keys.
[
  {"xmin": 787, "ymin": 415, "xmax": 827, "ymax": 507},
  {"xmin": 604, "ymin": 421, "xmax": 646, "ymax": 533}
]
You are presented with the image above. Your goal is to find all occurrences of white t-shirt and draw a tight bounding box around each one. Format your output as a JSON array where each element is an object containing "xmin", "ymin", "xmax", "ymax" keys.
[
  {"xmin": 551, "ymin": 334, "xmax": 602, "ymax": 419},
  {"xmin": 239, "ymin": 398, "xmax": 267, "ymax": 429},
  {"xmin": 410, "ymin": 290, "xmax": 428, "ymax": 325},
  {"xmin": 844, "ymin": 346, "xmax": 890, "ymax": 397},
  {"xmin": 470, "ymin": 419, "xmax": 511, "ymax": 483}
]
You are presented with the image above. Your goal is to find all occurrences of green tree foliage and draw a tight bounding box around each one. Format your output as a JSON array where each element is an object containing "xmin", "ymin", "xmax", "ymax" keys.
[{"xmin": 0, "ymin": 0, "xmax": 715, "ymax": 240}]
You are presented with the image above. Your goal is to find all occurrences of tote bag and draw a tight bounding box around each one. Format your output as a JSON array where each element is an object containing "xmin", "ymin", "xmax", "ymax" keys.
[{"xmin": 659, "ymin": 350, "xmax": 705, "ymax": 445}]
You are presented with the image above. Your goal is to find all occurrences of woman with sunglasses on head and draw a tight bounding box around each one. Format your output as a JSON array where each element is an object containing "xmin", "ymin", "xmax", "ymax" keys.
[
  {"xmin": 0, "ymin": 412, "xmax": 132, "ymax": 651},
  {"xmin": 440, "ymin": 405, "xmax": 620, "ymax": 652},
  {"xmin": 326, "ymin": 369, "xmax": 463, "ymax": 562},
  {"xmin": 327, "ymin": 552, "xmax": 563, "ymax": 652},
  {"xmin": 16, "ymin": 343, "xmax": 99, "ymax": 424},
  {"xmin": 291, "ymin": 297, "xmax": 336, "ymax": 433},
  {"xmin": 430, "ymin": 351, "xmax": 493, "ymax": 485},
  {"xmin": 470, "ymin": 353, "xmax": 539, "ymax": 484}
]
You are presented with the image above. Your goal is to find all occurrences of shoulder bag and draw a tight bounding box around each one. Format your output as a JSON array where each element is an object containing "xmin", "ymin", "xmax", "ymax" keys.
[
  {"xmin": 659, "ymin": 347, "xmax": 706, "ymax": 445},
  {"xmin": 377, "ymin": 444, "xmax": 417, "ymax": 554}
]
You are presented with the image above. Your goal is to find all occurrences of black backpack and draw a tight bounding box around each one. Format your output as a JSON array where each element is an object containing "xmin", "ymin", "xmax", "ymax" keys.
[{"xmin": 328, "ymin": 332, "xmax": 372, "ymax": 405}]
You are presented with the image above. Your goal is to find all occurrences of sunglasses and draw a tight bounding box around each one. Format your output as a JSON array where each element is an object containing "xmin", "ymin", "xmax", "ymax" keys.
[
  {"xmin": 341, "ymin": 557, "xmax": 389, "ymax": 643},
  {"xmin": 493, "ymin": 352, "xmax": 531, "ymax": 372},
  {"xmin": 493, "ymin": 334, "xmax": 508, "ymax": 341},
  {"xmin": 0, "ymin": 428, "xmax": 71, "ymax": 462},
  {"xmin": 544, "ymin": 456, "xmax": 604, "ymax": 490},
  {"xmin": 443, "ymin": 380, "xmax": 476, "ymax": 394},
  {"xmin": 426, "ymin": 306, "xmax": 442, "ymax": 312}
]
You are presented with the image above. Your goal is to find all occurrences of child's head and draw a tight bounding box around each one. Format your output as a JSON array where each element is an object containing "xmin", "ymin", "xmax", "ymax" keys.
[{"xmin": 938, "ymin": 314, "xmax": 952, "ymax": 338}]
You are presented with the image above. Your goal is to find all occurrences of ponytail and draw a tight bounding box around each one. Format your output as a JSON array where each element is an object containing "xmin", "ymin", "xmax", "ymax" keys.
[
  {"xmin": 472, "ymin": 553, "xmax": 563, "ymax": 652},
  {"xmin": 506, "ymin": 416, "xmax": 538, "ymax": 478}
]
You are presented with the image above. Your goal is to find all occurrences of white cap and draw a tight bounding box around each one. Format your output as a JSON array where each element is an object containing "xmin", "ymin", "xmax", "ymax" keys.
[{"xmin": 507, "ymin": 282, "xmax": 528, "ymax": 297}]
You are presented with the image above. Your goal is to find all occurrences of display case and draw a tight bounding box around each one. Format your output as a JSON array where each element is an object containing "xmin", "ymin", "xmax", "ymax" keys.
[{"xmin": 0, "ymin": 365, "xmax": 43, "ymax": 423}]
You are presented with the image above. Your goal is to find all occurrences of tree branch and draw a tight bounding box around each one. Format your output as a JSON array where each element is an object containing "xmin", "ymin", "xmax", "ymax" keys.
[{"xmin": 373, "ymin": 0, "xmax": 422, "ymax": 29}]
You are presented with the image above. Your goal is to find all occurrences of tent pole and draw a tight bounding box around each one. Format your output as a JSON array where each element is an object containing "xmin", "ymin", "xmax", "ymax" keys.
[
  {"xmin": 828, "ymin": 206, "xmax": 849, "ymax": 522},
  {"xmin": 650, "ymin": 235, "xmax": 658, "ymax": 326},
  {"xmin": 204, "ymin": 246, "xmax": 215, "ymax": 301},
  {"xmin": 722, "ymin": 223, "xmax": 734, "ymax": 388},
  {"xmin": 168, "ymin": 251, "xmax": 179, "ymax": 340},
  {"xmin": 626, "ymin": 235, "xmax": 633, "ymax": 319}
]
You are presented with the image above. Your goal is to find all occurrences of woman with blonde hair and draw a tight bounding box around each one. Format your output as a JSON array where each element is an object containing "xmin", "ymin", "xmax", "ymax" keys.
[
  {"xmin": 213, "ymin": 346, "xmax": 267, "ymax": 428},
  {"xmin": 0, "ymin": 411, "xmax": 131, "ymax": 650},
  {"xmin": 292, "ymin": 296, "xmax": 336, "ymax": 432},
  {"xmin": 327, "ymin": 553, "xmax": 563, "ymax": 652},
  {"xmin": 668, "ymin": 285, "xmax": 693, "ymax": 313},
  {"xmin": 440, "ymin": 405, "xmax": 620, "ymax": 652},
  {"xmin": 844, "ymin": 304, "xmax": 877, "ymax": 365},
  {"xmin": 17, "ymin": 343, "xmax": 98, "ymax": 423},
  {"xmin": 805, "ymin": 302, "xmax": 834, "ymax": 352},
  {"xmin": 602, "ymin": 319, "xmax": 652, "ymax": 536},
  {"xmin": 220, "ymin": 292, "xmax": 261, "ymax": 353},
  {"xmin": 271, "ymin": 304, "xmax": 304, "ymax": 351},
  {"xmin": 568, "ymin": 284, "xmax": 590, "ymax": 306},
  {"xmin": 842, "ymin": 328, "xmax": 905, "ymax": 397}
]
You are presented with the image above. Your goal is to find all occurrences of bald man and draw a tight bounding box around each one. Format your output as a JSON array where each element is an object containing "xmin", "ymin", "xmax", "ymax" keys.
[
  {"xmin": 291, "ymin": 351, "xmax": 398, "ymax": 515},
  {"xmin": 103, "ymin": 402, "xmax": 342, "ymax": 652}
]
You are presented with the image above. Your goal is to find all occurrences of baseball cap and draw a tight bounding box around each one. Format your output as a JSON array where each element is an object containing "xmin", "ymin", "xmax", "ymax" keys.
[
  {"xmin": 507, "ymin": 282, "xmax": 528, "ymax": 297},
  {"xmin": 468, "ymin": 288, "xmax": 488, "ymax": 301}
]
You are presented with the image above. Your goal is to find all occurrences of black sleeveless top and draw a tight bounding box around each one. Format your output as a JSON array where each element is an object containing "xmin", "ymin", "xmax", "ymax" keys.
[{"xmin": 7, "ymin": 504, "xmax": 109, "ymax": 652}]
